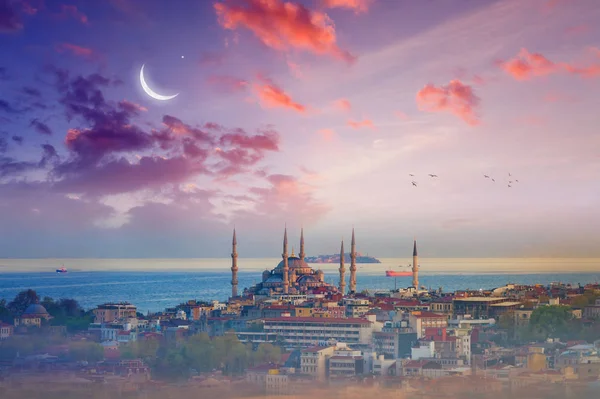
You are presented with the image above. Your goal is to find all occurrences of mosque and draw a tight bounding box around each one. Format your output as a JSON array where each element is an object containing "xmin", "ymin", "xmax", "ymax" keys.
[{"xmin": 230, "ymin": 228, "xmax": 358, "ymax": 298}]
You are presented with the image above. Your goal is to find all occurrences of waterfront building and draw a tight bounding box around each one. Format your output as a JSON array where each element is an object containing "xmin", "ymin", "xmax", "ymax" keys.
[{"xmin": 301, "ymin": 345, "xmax": 336, "ymax": 381}]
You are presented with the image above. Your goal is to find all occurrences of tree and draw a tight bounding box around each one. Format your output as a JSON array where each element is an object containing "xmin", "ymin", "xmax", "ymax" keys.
[
  {"xmin": 0, "ymin": 299, "xmax": 13, "ymax": 324},
  {"xmin": 8, "ymin": 289, "xmax": 39, "ymax": 315},
  {"xmin": 252, "ymin": 343, "xmax": 281, "ymax": 365},
  {"xmin": 528, "ymin": 305, "xmax": 573, "ymax": 340},
  {"xmin": 68, "ymin": 341, "xmax": 104, "ymax": 363}
]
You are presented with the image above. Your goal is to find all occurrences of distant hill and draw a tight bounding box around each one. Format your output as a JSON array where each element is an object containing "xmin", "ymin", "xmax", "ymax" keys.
[{"xmin": 305, "ymin": 253, "xmax": 381, "ymax": 264}]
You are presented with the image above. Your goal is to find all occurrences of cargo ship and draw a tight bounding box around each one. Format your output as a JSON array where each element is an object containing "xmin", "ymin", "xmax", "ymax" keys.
[
  {"xmin": 56, "ymin": 266, "xmax": 67, "ymax": 273},
  {"xmin": 385, "ymin": 266, "xmax": 412, "ymax": 277}
]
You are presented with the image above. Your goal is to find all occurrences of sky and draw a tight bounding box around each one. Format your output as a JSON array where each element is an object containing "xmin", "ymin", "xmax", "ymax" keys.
[{"xmin": 0, "ymin": 0, "xmax": 599, "ymax": 259}]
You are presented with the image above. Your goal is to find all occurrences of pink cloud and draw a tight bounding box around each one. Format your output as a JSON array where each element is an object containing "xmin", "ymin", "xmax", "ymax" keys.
[
  {"xmin": 317, "ymin": 128, "xmax": 335, "ymax": 140},
  {"xmin": 416, "ymin": 79, "xmax": 480, "ymax": 126},
  {"xmin": 57, "ymin": 5, "xmax": 89, "ymax": 24},
  {"xmin": 499, "ymin": 48, "xmax": 600, "ymax": 80},
  {"xmin": 55, "ymin": 43, "xmax": 95, "ymax": 59},
  {"xmin": 347, "ymin": 119, "xmax": 375, "ymax": 129},
  {"xmin": 247, "ymin": 173, "xmax": 330, "ymax": 223},
  {"xmin": 544, "ymin": 92, "xmax": 577, "ymax": 103},
  {"xmin": 394, "ymin": 111, "xmax": 409, "ymax": 120},
  {"xmin": 214, "ymin": 0, "xmax": 356, "ymax": 63},
  {"xmin": 119, "ymin": 100, "xmax": 147, "ymax": 113},
  {"xmin": 286, "ymin": 59, "xmax": 303, "ymax": 79},
  {"xmin": 515, "ymin": 115, "xmax": 546, "ymax": 127},
  {"xmin": 498, "ymin": 48, "xmax": 558, "ymax": 80},
  {"xmin": 333, "ymin": 98, "xmax": 351, "ymax": 112},
  {"xmin": 253, "ymin": 76, "xmax": 307, "ymax": 113},
  {"xmin": 322, "ymin": 0, "xmax": 373, "ymax": 14},
  {"xmin": 207, "ymin": 75, "xmax": 249, "ymax": 93},
  {"xmin": 565, "ymin": 24, "xmax": 590, "ymax": 36}
]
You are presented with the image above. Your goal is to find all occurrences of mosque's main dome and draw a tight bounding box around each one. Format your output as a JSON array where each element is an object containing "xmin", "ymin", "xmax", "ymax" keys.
[{"xmin": 274, "ymin": 256, "xmax": 311, "ymax": 272}]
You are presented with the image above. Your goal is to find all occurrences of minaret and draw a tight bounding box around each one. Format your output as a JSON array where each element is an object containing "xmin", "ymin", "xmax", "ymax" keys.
[
  {"xmin": 231, "ymin": 228, "xmax": 238, "ymax": 298},
  {"xmin": 412, "ymin": 238, "xmax": 419, "ymax": 289},
  {"xmin": 299, "ymin": 227, "xmax": 305, "ymax": 261},
  {"xmin": 339, "ymin": 239, "xmax": 346, "ymax": 295},
  {"xmin": 282, "ymin": 227, "xmax": 289, "ymax": 294},
  {"xmin": 349, "ymin": 228, "xmax": 357, "ymax": 293}
]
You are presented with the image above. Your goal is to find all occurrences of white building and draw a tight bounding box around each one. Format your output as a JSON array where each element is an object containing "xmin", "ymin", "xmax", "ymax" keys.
[
  {"xmin": 264, "ymin": 315, "xmax": 381, "ymax": 347},
  {"xmin": 300, "ymin": 345, "xmax": 336, "ymax": 381},
  {"xmin": 372, "ymin": 354, "xmax": 396, "ymax": 376},
  {"xmin": 411, "ymin": 341, "xmax": 435, "ymax": 360}
]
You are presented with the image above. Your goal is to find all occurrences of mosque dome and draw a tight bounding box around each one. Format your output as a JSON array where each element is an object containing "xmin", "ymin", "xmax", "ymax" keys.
[
  {"xmin": 296, "ymin": 275, "xmax": 319, "ymax": 284},
  {"xmin": 23, "ymin": 304, "xmax": 49, "ymax": 316},
  {"xmin": 274, "ymin": 256, "xmax": 311, "ymax": 272}
]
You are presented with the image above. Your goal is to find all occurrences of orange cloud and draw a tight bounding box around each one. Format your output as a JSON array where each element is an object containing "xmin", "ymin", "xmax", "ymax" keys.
[
  {"xmin": 416, "ymin": 80, "xmax": 480, "ymax": 126},
  {"xmin": 254, "ymin": 77, "xmax": 306, "ymax": 113},
  {"xmin": 334, "ymin": 98, "xmax": 351, "ymax": 112},
  {"xmin": 322, "ymin": 0, "xmax": 373, "ymax": 14},
  {"xmin": 317, "ymin": 128, "xmax": 335, "ymax": 140},
  {"xmin": 347, "ymin": 119, "xmax": 374, "ymax": 129},
  {"xmin": 499, "ymin": 48, "xmax": 558, "ymax": 80},
  {"xmin": 214, "ymin": 0, "xmax": 356, "ymax": 63}
]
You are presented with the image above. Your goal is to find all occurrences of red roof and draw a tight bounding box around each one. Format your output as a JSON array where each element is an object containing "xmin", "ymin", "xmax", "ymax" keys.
[{"xmin": 264, "ymin": 317, "xmax": 372, "ymax": 324}]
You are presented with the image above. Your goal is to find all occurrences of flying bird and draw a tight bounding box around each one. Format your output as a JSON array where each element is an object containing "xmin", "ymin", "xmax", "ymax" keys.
[
  {"xmin": 508, "ymin": 172, "xmax": 512, "ymax": 177},
  {"xmin": 484, "ymin": 175, "xmax": 489, "ymax": 178},
  {"xmin": 428, "ymin": 174, "xmax": 438, "ymax": 178},
  {"xmin": 412, "ymin": 181, "xmax": 418, "ymax": 187},
  {"xmin": 409, "ymin": 174, "xmax": 414, "ymax": 177},
  {"xmin": 492, "ymin": 179, "xmax": 495, "ymax": 182},
  {"xmin": 509, "ymin": 181, "xmax": 513, "ymax": 184},
  {"xmin": 508, "ymin": 185, "xmax": 512, "ymax": 188},
  {"xmin": 515, "ymin": 180, "xmax": 519, "ymax": 183}
]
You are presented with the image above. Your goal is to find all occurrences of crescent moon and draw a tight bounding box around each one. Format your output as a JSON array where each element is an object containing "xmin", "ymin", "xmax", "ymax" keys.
[{"xmin": 139, "ymin": 64, "xmax": 179, "ymax": 101}]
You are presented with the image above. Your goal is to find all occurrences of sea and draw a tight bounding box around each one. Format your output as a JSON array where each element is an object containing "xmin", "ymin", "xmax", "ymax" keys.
[{"xmin": 0, "ymin": 258, "xmax": 598, "ymax": 313}]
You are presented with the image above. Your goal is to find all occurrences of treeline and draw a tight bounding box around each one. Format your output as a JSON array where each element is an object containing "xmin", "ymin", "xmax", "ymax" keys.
[
  {"xmin": 121, "ymin": 332, "xmax": 282, "ymax": 380},
  {"xmin": 0, "ymin": 289, "xmax": 93, "ymax": 331},
  {"xmin": 497, "ymin": 303, "xmax": 600, "ymax": 345}
]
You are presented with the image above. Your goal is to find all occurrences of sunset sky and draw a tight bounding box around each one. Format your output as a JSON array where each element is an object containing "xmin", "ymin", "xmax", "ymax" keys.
[{"xmin": 1, "ymin": 0, "xmax": 599, "ymax": 259}]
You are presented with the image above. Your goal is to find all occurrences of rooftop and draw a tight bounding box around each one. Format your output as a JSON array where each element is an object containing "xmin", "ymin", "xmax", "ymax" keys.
[
  {"xmin": 264, "ymin": 317, "xmax": 372, "ymax": 324},
  {"xmin": 453, "ymin": 297, "xmax": 507, "ymax": 302},
  {"xmin": 490, "ymin": 301, "xmax": 524, "ymax": 307},
  {"xmin": 410, "ymin": 311, "xmax": 446, "ymax": 318}
]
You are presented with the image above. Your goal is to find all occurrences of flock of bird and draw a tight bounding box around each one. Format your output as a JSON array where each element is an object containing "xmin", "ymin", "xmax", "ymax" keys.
[{"xmin": 408, "ymin": 172, "xmax": 519, "ymax": 188}]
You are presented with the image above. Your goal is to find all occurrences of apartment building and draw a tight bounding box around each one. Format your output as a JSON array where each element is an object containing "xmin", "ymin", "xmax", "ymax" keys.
[
  {"xmin": 300, "ymin": 346, "xmax": 336, "ymax": 381},
  {"xmin": 93, "ymin": 302, "xmax": 137, "ymax": 324},
  {"xmin": 264, "ymin": 316, "xmax": 380, "ymax": 347},
  {"xmin": 408, "ymin": 311, "xmax": 448, "ymax": 338}
]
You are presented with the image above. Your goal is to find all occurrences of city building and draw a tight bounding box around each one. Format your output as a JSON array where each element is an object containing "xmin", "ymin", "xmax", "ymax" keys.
[
  {"xmin": 301, "ymin": 345, "xmax": 336, "ymax": 381},
  {"xmin": 408, "ymin": 311, "xmax": 448, "ymax": 338},
  {"xmin": 93, "ymin": 302, "xmax": 137, "ymax": 324},
  {"xmin": 263, "ymin": 315, "xmax": 380, "ymax": 347},
  {"xmin": 452, "ymin": 297, "xmax": 510, "ymax": 319},
  {"xmin": 14, "ymin": 303, "xmax": 51, "ymax": 328},
  {"xmin": 0, "ymin": 322, "xmax": 13, "ymax": 340}
]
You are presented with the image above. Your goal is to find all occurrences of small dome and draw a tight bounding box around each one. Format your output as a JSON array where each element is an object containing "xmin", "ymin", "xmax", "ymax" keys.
[{"xmin": 23, "ymin": 304, "xmax": 49, "ymax": 315}]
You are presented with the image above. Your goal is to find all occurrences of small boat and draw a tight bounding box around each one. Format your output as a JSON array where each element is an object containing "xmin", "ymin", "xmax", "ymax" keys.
[{"xmin": 56, "ymin": 266, "xmax": 67, "ymax": 273}]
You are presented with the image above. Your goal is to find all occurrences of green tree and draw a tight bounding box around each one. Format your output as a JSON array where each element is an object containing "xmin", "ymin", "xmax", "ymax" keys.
[
  {"xmin": 68, "ymin": 341, "xmax": 104, "ymax": 363},
  {"xmin": 528, "ymin": 305, "xmax": 573, "ymax": 340},
  {"xmin": 8, "ymin": 289, "xmax": 39, "ymax": 315},
  {"xmin": 252, "ymin": 342, "xmax": 281, "ymax": 365}
]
